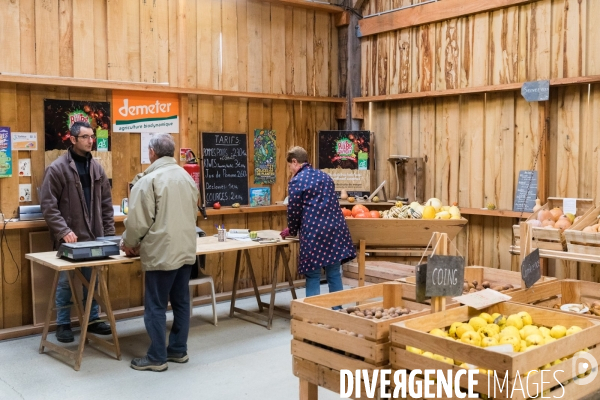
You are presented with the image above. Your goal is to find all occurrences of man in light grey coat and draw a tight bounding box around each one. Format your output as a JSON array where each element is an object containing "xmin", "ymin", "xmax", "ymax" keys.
[{"xmin": 121, "ymin": 133, "xmax": 199, "ymax": 372}]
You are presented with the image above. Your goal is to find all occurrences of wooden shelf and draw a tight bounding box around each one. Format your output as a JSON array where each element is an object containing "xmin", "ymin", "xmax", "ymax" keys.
[
  {"xmin": 261, "ymin": 0, "xmax": 342, "ymax": 13},
  {"xmin": 511, "ymin": 248, "xmax": 600, "ymax": 264},
  {"xmin": 0, "ymin": 73, "xmax": 345, "ymax": 103},
  {"xmin": 353, "ymin": 74, "xmax": 600, "ymax": 103},
  {"xmin": 460, "ymin": 208, "xmax": 532, "ymax": 218},
  {"xmin": 205, "ymin": 205, "xmax": 287, "ymax": 216}
]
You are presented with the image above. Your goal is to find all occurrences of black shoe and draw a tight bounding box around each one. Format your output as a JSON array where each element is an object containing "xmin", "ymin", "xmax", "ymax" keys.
[
  {"xmin": 130, "ymin": 356, "xmax": 168, "ymax": 372},
  {"xmin": 87, "ymin": 319, "xmax": 112, "ymax": 335},
  {"xmin": 56, "ymin": 324, "xmax": 74, "ymax": 343},
  {"xmin": 166, "ymin": 351, "xmax": 189, "ymax": 363}
]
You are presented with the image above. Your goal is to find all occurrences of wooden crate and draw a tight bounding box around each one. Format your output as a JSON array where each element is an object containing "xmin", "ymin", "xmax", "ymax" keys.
[
  {"xmin": 565, "ymin": 205, "xmax": 600, "ymax": 255},
  {"xmin": 510, "ymin": 279, "xmax": 600, "ymax": 319},
  {"xmin": 345, "ymin": 218, "xmax": 467, "ymax": 247},
  {"xmin": 512, "ymin": 197, "xmax": 594, "ymax": 252},
  {"xmin": 342, "ymin": 261, "xmax": 416, "ymax": 284},
  {"xmin": 389, "ymin": 302, "xmax": 600, "ymax": 400},
  {"xmin": 398, "ymin": 266, "xmax": 556, "ymax": 295},
  {"xmin": 291, "ymin": 282, "xmax": 431, "ymax": 368}
]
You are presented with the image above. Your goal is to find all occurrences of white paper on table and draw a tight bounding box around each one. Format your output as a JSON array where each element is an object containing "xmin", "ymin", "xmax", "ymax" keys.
[
  {"xmin": 563, "ymin": 198, "xmax": 577, "ymax": 215},
  {"xmin": 227, "ymin": 231, "xmax": 251, "ymax": 241},
  {"xmin": 452, "ymin": 289, "xmax": 512, "ymax": 310}
]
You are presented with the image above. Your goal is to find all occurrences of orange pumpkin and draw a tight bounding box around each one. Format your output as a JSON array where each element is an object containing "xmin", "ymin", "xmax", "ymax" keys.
[
  {"xmin": 537, "ymin": 209, "xmax": 553, "ymax": 222},
  {"xmin": 341, "ymin": 208, "xmax": 352, "ymax": 217},
  {"xmin": 369, "ymin": 210, "xmax": 381, "ymax": 218},
  {"xmin": 354, "ymin": 212, "xmax": 370, "ymax": 218},
  {"xmin": 352, "ymin": 204, "xmax": 369, "ymax": 218}
]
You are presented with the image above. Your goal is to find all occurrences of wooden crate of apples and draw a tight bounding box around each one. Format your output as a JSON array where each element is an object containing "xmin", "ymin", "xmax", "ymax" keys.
[
  {"xmin": 512, "ymin": 197, "xmax": 594, "ymax": 252},
  {"xmin": 565, "ymin": 205, "xmax": 600, "ymax": 255},
  {"xmin": 389, "ymin": 302, "xmax": 600, "ymax": 400}
]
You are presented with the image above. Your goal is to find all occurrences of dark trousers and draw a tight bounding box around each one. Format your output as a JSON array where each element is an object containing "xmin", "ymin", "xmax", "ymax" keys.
[{"xmin": 144, "ymin": 264, "xmax": 193, "ymax": 363}]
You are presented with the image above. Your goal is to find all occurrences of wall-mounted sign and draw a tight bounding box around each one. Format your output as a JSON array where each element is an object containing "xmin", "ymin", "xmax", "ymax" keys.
[
  {"xmin": 317, "ymin": 130, "xmax": 372, "ymax": 196},
  {"xmin": 112, "ymin": 90, "xmax": 179, "ymax": 133},
  {"xmin": 12, "ymin": 132, "xmax": 38, "ymax": 150},
  {"xmin": 521, "ymin": 80, "xmax": 550, "ymax": 102},
  {"xmin": 0, "ymin": 127, "xmax": 12, "ymax": 178}
]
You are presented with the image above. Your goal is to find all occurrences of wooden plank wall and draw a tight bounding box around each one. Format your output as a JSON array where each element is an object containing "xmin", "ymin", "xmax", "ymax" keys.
[
  {"xmin": 361, "ymin": 0, "xmax": 600, "ymax": 281},
  {"xmin": 0, "ymin": 0, "xmax": 340, "ymax": 330}
]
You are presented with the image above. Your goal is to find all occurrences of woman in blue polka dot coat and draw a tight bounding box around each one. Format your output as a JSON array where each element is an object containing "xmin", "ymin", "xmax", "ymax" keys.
[{"xmin": 282, "ymin": 146, "xmax": 356, "ymax": 297}]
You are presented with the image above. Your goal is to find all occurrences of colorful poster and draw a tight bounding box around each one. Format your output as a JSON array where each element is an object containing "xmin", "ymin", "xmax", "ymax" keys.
[
  {"xmin": 0, "ymin": 127, "xmax": 13, "ymax": 178},
  {"xmin": 12, "ymin": 132, "xmax": 38, "ymax": 150},
  {"xmin": 249, "ymin": 187, "xmax": 271, "ymax": 206},
  {"xmin": 44, "ymin": 99, "xmax": 111, "ymax": 151},
  {"xmin": 180, "ymin": 148, "xmax": 192, "ymax": 162},
  {"xmin": 317, "ymin": 130, "xmax": 372, "ymax": 195},
  {"xmin": 112, "ymin": 90, "xmax": 179, "ymax": 133},
  {"xmin": 253, "ymin": 129, "xmax": 276, "ymax": 184}
]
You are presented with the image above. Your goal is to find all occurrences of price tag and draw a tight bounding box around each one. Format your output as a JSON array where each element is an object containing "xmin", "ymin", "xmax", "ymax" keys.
[
  {"xmin": 563, "ymin": 198, "xmax": 577, "ymax": 215},
  {"xmin": 452, "ymin": 289, "xmax": 512, "ymax": 310},
  {"xmin": 521, "ymin": 248, "xmax": 541, "ymax": 288},
  {"xmin": 424, "ymin": 255, "xmax": 465, "ymax": 298}
]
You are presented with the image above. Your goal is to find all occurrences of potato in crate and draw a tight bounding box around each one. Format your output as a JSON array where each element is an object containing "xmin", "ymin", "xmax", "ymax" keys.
[{"xmin": 389, "ymin": 302, "xmax": 600, "ymax": 400}]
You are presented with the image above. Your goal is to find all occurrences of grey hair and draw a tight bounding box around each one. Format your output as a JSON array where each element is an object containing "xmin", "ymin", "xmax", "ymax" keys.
[
  {"xmin": 148, "ymin": 133, "xmax": 175, "ymax": 158},
  {"xmin": 70, "ymin": 121, "xmax": 92, "ymax": 137}
]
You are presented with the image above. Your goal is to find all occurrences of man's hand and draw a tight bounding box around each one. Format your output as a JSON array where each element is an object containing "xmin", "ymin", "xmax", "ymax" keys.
[
  {"xmin": 280, "ymin": 227, "xmax": 290, "ymax": 239},
  {"xmin": 62, "ymin": 232, "xmax": 78, "ymax": 243},
  {"xmin": 120, "ymin": 239, "xmax": 140, "ymax": 257}
]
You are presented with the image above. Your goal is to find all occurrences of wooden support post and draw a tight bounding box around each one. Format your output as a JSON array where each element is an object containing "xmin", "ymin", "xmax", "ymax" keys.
[
  {"xmin": 299, "ymin": 377, "xmax": 318, "ymax": 400},
  {"xmin": 358, "ymin": 239, "xmax": 366, "ymax": 287},
  {"xmin": 431, "ymin": 232, "xmax": 448, "ymax": 313}
]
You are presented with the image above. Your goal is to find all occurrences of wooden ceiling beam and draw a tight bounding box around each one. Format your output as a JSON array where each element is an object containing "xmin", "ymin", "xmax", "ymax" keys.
[
  {"xmin": 357, "ymin": 0, "xmax": 537, "ymax": 37},
  {"xmin": 259, "ymin": 0, "xmax": 343, "ymax": 13}
]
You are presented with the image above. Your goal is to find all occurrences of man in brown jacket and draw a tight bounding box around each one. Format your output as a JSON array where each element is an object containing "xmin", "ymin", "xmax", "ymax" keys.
[{"xmin": 40, "ymin": 121, "xmax": 115, "ymax": 343}]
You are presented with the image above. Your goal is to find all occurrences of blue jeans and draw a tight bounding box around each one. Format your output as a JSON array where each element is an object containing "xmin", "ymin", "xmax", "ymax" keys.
[
  {"xmin": 144, "ymin": 264, "xmax": 192, "ymax": 363},
  {"xmin": 56, "ymin": 268, "xmax": 100, "ymax": 326},
  {"xmin": 304, "ymin": 261, "xmax": 343, "ymax": 297}
]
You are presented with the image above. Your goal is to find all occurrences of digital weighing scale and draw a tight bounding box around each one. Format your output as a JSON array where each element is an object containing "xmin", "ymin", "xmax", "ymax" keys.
[{"xmin": 57, "ymin": 241, "xmax": 120, "ymax": 261}]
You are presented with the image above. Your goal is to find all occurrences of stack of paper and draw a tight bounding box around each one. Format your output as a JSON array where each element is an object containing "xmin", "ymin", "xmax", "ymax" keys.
[{"xmin": 227, "ymin": 229, "xmax": 251, "ymax": 241}]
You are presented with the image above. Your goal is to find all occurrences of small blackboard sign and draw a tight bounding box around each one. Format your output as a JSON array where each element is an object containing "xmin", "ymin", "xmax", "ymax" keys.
[
  {"xmin": 201, "ymin": 132, "xmax": 249, "ymax": 207},
  {"xmin": 521, "ymin": 80, "xmax": 550, "ymax": 102},
  {"xmin": 425, "ymin": 255, "xmax": 465, "ymax": 298},
  {"xmin": 513, "ymin": 170, "xmax": 538, "ymax": 212},
  {"xmin": 521, "ymin": 248, "xmax": 541, "ymax": 288}
]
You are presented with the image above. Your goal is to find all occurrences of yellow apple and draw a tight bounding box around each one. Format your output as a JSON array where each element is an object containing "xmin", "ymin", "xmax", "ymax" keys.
[
  {"xmin": 566, "ymin": 326, "xmax": 583, "ymax": 336},
  {"xmin": 526, "ymin": 334, "xmax": 545, "ymax": 347},
  {"xmin": 422, "ymin": 351, "xmax": 434, "ymax": 359},
  {"xmin": 461, "ymin": 331, "xmax": 482, "ymax": 347},
  {"xmin": 433, "ymin": 354, "xmax": 454, "ymax": 365},
  {"xmin": 469, "ymin": 316, "xmax": 488, "ymax": 332},
  {"xmin": 491, "ymin": 313, "xmax": 506, "ymax": 325},
  {"xmin": 544, "ymin": 337, "xmax": 557, "ymax": 345},
  {"xmin": 499, "ymin": 325, "xmax": 520, "ymax": 339},
  {"xmin": 481, "ymin": 337, "xmax": 499, "ymax": 348},
  {"xmin": 519, "ymin": 325, "xmax": 540, "ymax": 340},
  {"xmin": 478, "ymin": 368, "xmax": 493, "ymax": 376},
  {"xmin": 459, "ymin": 363, "xmax": 469, "ymax": 369},
  {"xmin": 479, "ymin": 312, "xmax": 494, "ymax": 324},
  {"xmin": 552, "ymin": 359, "xmax": 562, "ymax": 366},
  {"xmin": 429, "ymin": 328, "xmax": 448, "ymax": 337},
  {"xmin": 505, "ymin": 314, "xmax": 524, "ymax": 330},
  {"xmin": 477, "ymin": 324, "xmax": 500, "ymax": 338},
  {"xmin": 520, "ymin": 340, "xmax": 528, "ymax": 352},
  {"xmin": 407, "ymin": 346, "xmax": 422, "ymax": 355},
  {"xmin": 456, "ymin": 323, "xmax": 475, "ymax": 339},
  {"xmin": 524, "ymin": 345, "xmax": 539, "ymax": 352},
  {"xmin": 550, "ymin": 325, "xmax": 567, "ymax": 339},
  {"xmin": 448, "ymin": 321, "xmax": 463, "ymax": 338},
  {"xmin": 499, "ymin": 335, "xmax": 521, "ymax": 352},
  {"xmin": 517, "ymin": 311, "xmax": 533, "ymax": 326},
  {"xmin": 540, "ymin": 363, "xmax": 552, "ymax": 370},
  {"xmin": 538, "ymin": 326, "xmax": 551, "ymax": 338}
]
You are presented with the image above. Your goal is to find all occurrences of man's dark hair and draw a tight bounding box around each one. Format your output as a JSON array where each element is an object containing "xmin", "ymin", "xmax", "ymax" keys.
[
  {"xmin": 70, "ymin": 121, "xmax": 93, "ymax": 137},
  {"xmin": 286, "ymin": 146, "xmax": 308, "ymax": 163},
  {"xmin": 149, "ymin": 133, "xmax": 175, "ymax": 158}
]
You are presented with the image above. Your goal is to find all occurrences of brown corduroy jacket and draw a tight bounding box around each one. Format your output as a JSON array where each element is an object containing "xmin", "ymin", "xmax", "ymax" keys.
[{"xmin": 40, "ymin": 150, "xmax": 115, "ymax": 248}]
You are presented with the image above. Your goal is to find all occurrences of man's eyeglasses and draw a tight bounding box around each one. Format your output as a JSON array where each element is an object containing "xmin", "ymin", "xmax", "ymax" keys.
[{"xmin": 76, "ymin": 134, "xmax": 96, "ymax": 140}]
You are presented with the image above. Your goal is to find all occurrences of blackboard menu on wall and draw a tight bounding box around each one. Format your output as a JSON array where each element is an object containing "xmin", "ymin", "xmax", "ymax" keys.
[{"xmin": 201, "ymin": 132, "xmax": 249, "ymax": 206}]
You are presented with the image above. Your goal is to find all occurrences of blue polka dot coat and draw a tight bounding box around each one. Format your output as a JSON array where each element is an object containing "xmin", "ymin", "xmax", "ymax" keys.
[{"xmin": 287, "ymin": 163, "xmax": 356, "ymax": 274}]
